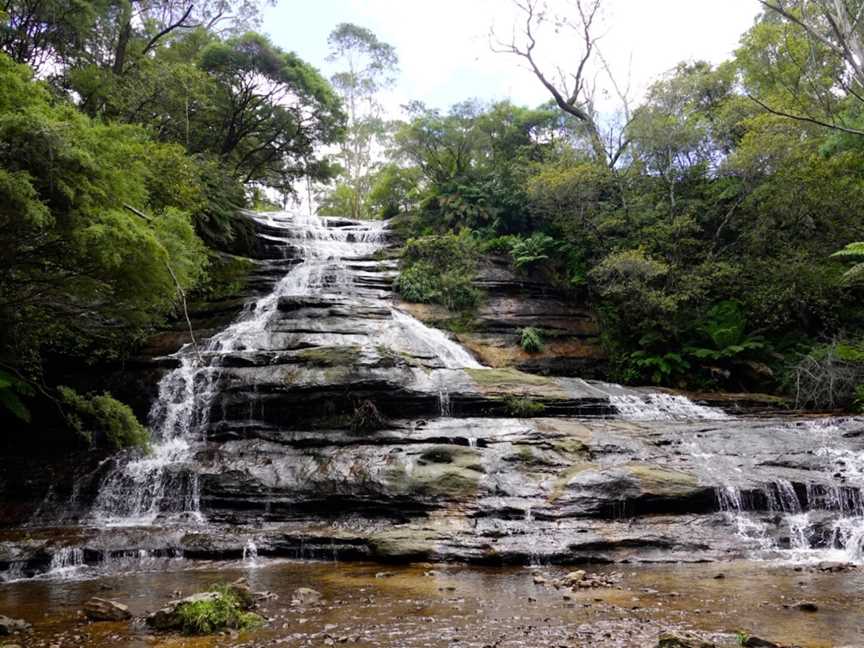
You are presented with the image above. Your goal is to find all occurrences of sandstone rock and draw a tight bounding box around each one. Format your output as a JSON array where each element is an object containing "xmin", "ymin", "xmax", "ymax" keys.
[
  {"xmin": 0, "ymin": 617, "xmax": 30, "ymax": 636},
  {"xmin": 83, "ymin": 597, "xmax": 132, "ymax": 622},
  {"xmin": 741, "ymin": 637, "xmax": 783, "ymax": 648},
  {"xmin": 658, "ymin": 631, "xmax": 714, "ymax": 647},
  {"xmin": 292, "ymin": 587, "xmax": 323, "ymax": 606}
]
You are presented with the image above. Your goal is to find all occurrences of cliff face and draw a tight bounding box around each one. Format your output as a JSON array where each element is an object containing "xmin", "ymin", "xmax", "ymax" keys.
[{"xmin": 400, "ymin": 255, "xmax": 607, "ymax": 378}]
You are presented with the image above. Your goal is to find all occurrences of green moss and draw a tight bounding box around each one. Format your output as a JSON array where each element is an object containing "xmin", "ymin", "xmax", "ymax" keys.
[
  {"xmin": 175, "ymin": 585, "xmax": 262, "ymax": 636},
  {"xmin": 465, "ymin": 367, "xmax": 556, "ymax": 388},
  {"xmin": 502, "ymin": 396, "xmax": 546, "ymax": 417},
  {"xmin": 548, "ymin": 462, "xmax": 598, "ymax": 502},
  {"xmin": 295, "ymin": 345, "xmax": 362, "ymax": 367}
]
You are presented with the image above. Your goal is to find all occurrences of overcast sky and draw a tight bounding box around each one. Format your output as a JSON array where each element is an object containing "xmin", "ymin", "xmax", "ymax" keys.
[{"xmin": 263, "ymin": 0, "xmax": 761, "ymax": 114}]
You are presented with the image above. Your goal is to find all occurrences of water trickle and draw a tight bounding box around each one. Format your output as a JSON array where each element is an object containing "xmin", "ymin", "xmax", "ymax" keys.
[{"xmin": 243, "ymin": 539, "xmax": 259, "ymax": 565}]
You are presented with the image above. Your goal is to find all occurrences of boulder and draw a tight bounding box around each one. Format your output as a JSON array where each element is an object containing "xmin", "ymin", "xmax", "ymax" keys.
[
  {"xmin": 83, "ymin": 597, "xmax": 132, "ymax": 622},
  {"xmin": 658, "ymin": 632, "xmax": 714, "ymax": 648},
  {"xmin": 741, "ymin": 638, "xmax": 783, "ymax": 648},
  {"xmin": 292, "ymin": 587, "xmax": 323, "ymax": 606},
  {"xmin": 0, "ymin": 617, "xmax": 29, "ymax": 636},
  {"xmin": 147, "ymin": 592, "xmax": 223, "ymax": 631}
]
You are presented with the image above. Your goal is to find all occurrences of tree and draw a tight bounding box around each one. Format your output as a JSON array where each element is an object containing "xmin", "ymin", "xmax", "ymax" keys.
[
  {"xmin": 744, "ymin": 0, "xmax": 864, "ymax": 136},
  {"xmin": 325, "ymin": 23, "xmax": 398, "ymax": 219},
  {"xmin": 0, "ymin": 52, "xmax": 207, "ymax": 374},
  {"xmin": 490, "ymin": 0, "xmax": 630, "ymax": 167}
]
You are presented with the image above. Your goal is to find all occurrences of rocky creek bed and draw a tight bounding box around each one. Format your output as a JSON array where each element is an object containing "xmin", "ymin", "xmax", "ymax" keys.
[{"xmin": 1, "ymin": 559, "xmax": 862, "ymax": 647}]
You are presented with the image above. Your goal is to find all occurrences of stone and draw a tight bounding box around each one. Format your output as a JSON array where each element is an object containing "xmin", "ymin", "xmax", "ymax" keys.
[
  {"xmin": 562, "ymin": 570, "xmax": 586, "ymax": 586},
  {"xmin": 741, "ymin": 638, "xmax": 783, "ymax": 648},
  {"xmin": 292, "ymin": 588, "xmax": 323, "ymax": 606},
  {"xmin": 657, "ymin": 632, "xmax": 714, "ymax": 648},
  {"xmin": 0, "ymin": 617, "xmax": 30, "ymax": 636},
  {"xmin": 794, "ymin": 601, "xmax": 818, "ymax": 612},
  {"xmin": 147, "ymin": 592, "xmax": 222, "ymax": 631},
  {"xmin": 83, "ymin": 597, "xmax": 132, "ymax": 622}
]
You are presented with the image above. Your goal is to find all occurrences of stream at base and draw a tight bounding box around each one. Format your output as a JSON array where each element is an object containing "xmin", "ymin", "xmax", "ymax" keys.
[{"xmin": 1, "ymin": 559, "xmax": 861, "ymax": 647}]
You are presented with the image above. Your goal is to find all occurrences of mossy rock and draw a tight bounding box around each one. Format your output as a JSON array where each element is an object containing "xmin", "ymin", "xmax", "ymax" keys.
[
  {"xmin": 465, "ymin": 368, "xmax": 567, "ymax": 398},
  {"xmin": 625, "ymin": 464, "xmax": 700, "ymax": 498},
  {"xmin": 548, "ymin": 462, "xmax": 599, "ymax": 502},
  {"xmin": 295, "ymin": 345, "xmax": 363, "ymax": 367},
  {"xmin": 386, "ymin": 445, "xmax": 484, "ymax": 499}
]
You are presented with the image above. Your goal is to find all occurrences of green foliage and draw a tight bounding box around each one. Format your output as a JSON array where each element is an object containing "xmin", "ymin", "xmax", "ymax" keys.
[
  {"xmin": 396, "ymin": 233, "xmax": 482, "ymax": 311},
  {"xmin": 0, "ymin": 369, "xmax": 34, "ymax": 423},
  {"xmin": 519, "ymin": 328, "xmax": 544, "ymax": 353},
  {"xmin": 510, "ymin": 233, "xmax": 557, "ymax": 270},
  {"xmin": 0, "ymin": 53, "xmax": 208, "ymax": 368},
  {"xmin": 627, "ymin": 351, "xmax": 691, "ymax": 385},
  {"xmin": 176, "ymin": 585, "xmax": 262, "ymax": 636},
  {"xmin": 58, "ymin": 386, "xmax": 150, "ymax": 450},
  {"xmin": 502, "ymin": 396, "xmax": 546, "ymax": 417},
  {"xmin": 832, "ymin": 242, "xmax": 864, "ymax": 284}
]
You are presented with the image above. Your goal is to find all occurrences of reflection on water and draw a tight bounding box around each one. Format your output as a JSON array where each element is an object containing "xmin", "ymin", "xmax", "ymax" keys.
[{"xmin": 0, "ymin": 559, "xmax": 860, "ymax": 647}]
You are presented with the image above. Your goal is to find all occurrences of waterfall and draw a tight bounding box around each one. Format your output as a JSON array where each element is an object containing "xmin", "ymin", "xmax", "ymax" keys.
[
  {"xmin": 90, "ymin": 212, "xmax": 387, "ymax": 525},
  {"xmin": 709, "ymin": 417, "xmax": 864, "ymax": 563},
  {"xmin": 88, "ymin": 211, "xmax": 485, "ymax": 527}
]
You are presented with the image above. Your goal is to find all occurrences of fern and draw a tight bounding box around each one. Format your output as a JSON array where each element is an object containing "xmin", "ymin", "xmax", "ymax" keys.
[
  {"xmin": 832, "ymin": 242, "xmax": 864, "ymax": 284},
  {"xmin": 519, "ymin": 327, "xmax": 544, "ymax": 353}
]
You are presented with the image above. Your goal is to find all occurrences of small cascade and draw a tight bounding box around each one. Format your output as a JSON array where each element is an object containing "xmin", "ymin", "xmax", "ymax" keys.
[
  {"xmin": 390, "ymin": 310, "xmax": 483, "ymax": 370},
  {"xmin": 48, "ymin": 547, "xmax": 85, "ymax": 579},
  {"xmin": 610, "ymin": 393, "xmax": 729, "ymax": 421},
  {"xmin": 709, "ymin": 418, "xmax": 864, "ymax": 563},
  {"xmin": 242, "ymin": 539, "xmax": 259, "ymax": 566}
]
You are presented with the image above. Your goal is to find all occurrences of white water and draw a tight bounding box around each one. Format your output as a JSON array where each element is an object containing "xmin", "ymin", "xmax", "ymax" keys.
[
  {"xmin": 610, "ymin": 393, "xmax": 729, "ymax": 421},
  {"xmin": 710, "ymin": 417, "xmax": 864, "ymax": 564}
]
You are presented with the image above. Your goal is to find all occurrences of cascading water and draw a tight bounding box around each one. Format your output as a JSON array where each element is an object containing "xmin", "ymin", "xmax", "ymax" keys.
[
  {"xmin": 88, "ymin": 211, "xmax": 485, "ymax": 526},
  {"xmin": 90, "ymin": 212, "xmax": 389, "ymax": 525},
  {"xmin": 704, "ymin": 416, "xmax": 864, "ymax": 563},
  {"xmin": 609, "ymin": 393, "xmax": 729, "ymax": 421}
]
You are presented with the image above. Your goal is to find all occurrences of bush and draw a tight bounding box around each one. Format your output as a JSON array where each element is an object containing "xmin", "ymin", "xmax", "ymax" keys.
[
  {"xmin": 176, "ymin": 585, "xmax": 262, "ymax": 635},
  {"xmin": 519, "ymin": 327, "xmax": 544, "ymax": 353},
  {"xmin": 791, "ymin": 340, "xmax": 864, "ymax": 410},
  {"xmin": 396, "ymin": 232, "xmax": 481, "ymax": 312},
  {"xmin": 58, "ymin": 386, "xmax": 150, "ymax": 450},
  {"xmin": 503, "ymin": 396, "xmax": 546, "ymax": 417}
]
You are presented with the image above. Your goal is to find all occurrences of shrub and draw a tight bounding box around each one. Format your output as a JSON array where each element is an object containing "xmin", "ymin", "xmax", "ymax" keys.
[
  {"xmin": 176, "ymin": 585, "xmax": 262, "ymax": 635},
  {"xmin": 519, "ymin": 327, "xmax": 544, "ymax": 353},
  {"xmin": 58, "ymin": 386, "xmax": 150, "ymax": 450},
  {"xmin": 350, "ymin": 399, "xmax": 387, "ymax": 435},
  {"xmin": 396, "ymin": 232, "xmax": 482, "ymax": 312},
  {"xmin": 791, "ymin": 340, "xmax": 864, "ymax": 409},
  {"xmin": 503, "ymin": 396, "xmax": 546, "ymax": 417}
]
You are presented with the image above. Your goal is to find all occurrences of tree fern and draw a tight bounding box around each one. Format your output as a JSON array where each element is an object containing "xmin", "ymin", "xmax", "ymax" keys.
[{"xmin": 832, "ymin": 242, "xmax": 864, "ymax": 284}]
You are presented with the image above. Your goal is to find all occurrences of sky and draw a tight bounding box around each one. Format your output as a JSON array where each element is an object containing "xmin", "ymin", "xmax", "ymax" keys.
[{"xmin": 263, "ymin": 0, "xmax": 761, "ymax": 116}]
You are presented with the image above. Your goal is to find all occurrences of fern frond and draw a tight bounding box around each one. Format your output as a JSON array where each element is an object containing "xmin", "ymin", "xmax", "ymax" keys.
[{"xmin": 831, "ymin": 242, "xmax": 864, "ymax": 259}]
